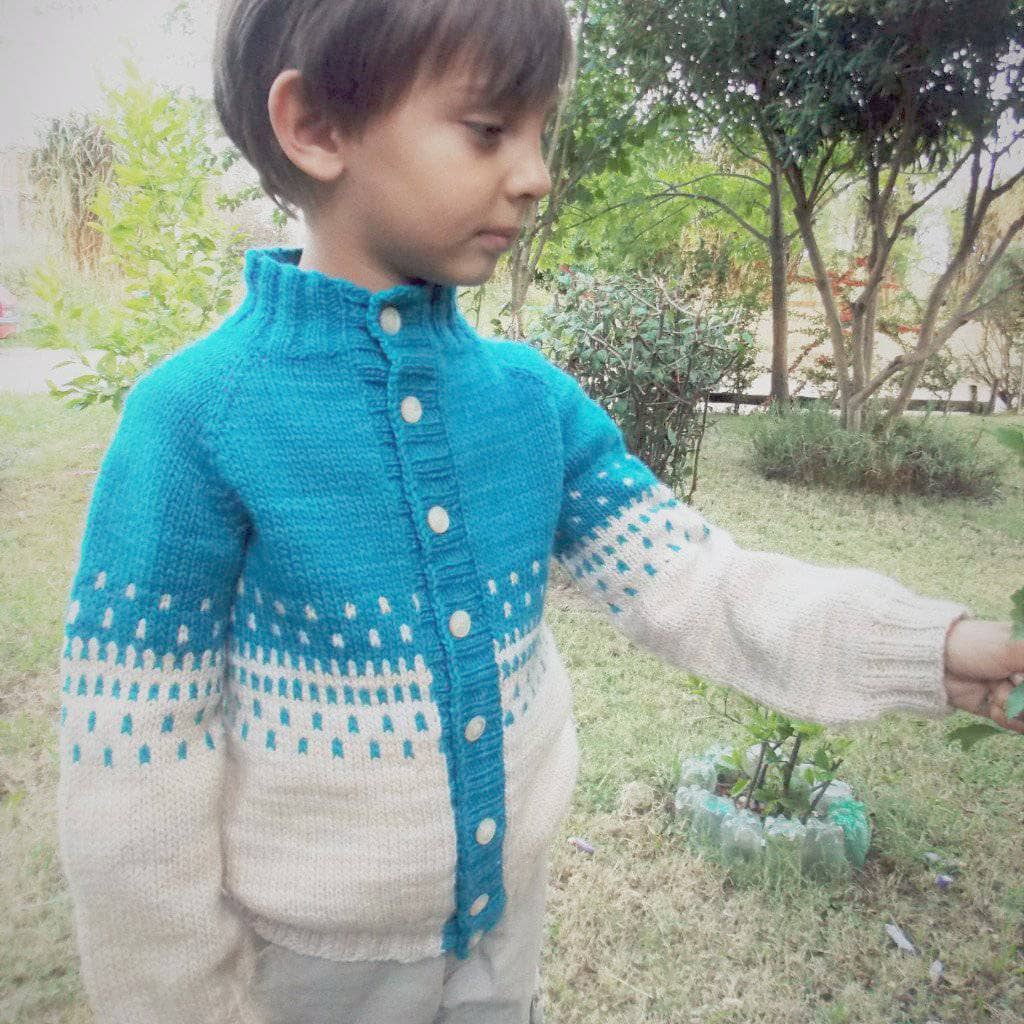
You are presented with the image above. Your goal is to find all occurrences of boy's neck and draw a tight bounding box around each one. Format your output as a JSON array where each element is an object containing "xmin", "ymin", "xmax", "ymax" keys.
[{"xmin": 298, "ymin": 226, "xmax": 429, "ymax": 294}]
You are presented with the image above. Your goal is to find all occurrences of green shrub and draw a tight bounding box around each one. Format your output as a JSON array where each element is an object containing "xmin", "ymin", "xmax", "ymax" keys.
[
  {"xmin": 750, "ymin": 402, "xmax": 1002, "ymax": 499},
  {"xmin": 25, "ymin": 61, "xmax": 257, "ymax": 410},
  {"xmin": 538, "ymin": 270, "xmax": 754, "ymax": 499}
]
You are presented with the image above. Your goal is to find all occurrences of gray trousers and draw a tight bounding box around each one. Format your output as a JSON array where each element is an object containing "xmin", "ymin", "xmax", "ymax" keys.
[{"xmin": 250, "ymin": 857, "xmax": 549, "ymax": 1024}]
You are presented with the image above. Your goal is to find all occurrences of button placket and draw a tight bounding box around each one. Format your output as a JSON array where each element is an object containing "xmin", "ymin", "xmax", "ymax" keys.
[{"xmin": 382, "ymin": 338, "xmax": 505, "ymax": 956}]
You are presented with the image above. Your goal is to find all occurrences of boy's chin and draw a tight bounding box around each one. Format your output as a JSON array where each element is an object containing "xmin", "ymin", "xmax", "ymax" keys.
[
  {"xmin": 405, "ymin": 255, "xmax": 499, "ymax": 289},
  {"xmin": 454, "ymin": 268, "xmax": 497, "ymax": 287},
  {"xmin": 429, "ymin": 255, "xmax": 501, "ymax": 289}
]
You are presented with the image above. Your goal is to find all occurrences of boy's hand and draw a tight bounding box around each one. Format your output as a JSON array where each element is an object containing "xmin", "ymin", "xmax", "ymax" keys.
[{"xmin": 943, "ymin": 618, "xmax": 1024, "ymax": 734}]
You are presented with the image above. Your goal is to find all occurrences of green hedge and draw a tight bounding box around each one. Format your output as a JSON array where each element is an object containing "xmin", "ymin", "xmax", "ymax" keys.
[{"xmin": 750, "ymin": 403, "xmax": 1002, "ymax": 500}]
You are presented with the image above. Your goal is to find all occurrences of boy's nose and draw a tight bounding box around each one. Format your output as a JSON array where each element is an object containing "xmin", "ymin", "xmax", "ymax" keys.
[{"xmin": 509, "ymin": 142, "xmax": 552, "ymax": 203}]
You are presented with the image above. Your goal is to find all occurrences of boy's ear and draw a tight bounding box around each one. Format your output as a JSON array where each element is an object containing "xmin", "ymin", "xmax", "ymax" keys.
[{"xmin": 267, "ymin": 69, "xmax": 347, "ymax": 184}]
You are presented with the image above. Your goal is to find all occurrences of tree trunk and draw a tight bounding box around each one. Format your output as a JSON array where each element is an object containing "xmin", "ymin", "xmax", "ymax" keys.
[
  {"xmin": 880, "ymin": 201, "xmax": 1024, "ymax": 429},
  {"xmin": 879, "ymin": 264, "xmax": 958, "ymax": 427},
  {"xmin": 496, "ymin": 1, "xmax": 588, "ymax": 340},
  {"xmin": 887, "ymin": 356, "xmax": 925, "ymax": 421},
  {"xmin": 784, "ymin": 167, "xmax": 852, "ymax": 424},
  {"xmin": 504, "ymin": 233, "xmax": 536, "ymax": 339},
  {"xmin": 768, "ymin": 162, "xmax": 790, "ymax": 406}
]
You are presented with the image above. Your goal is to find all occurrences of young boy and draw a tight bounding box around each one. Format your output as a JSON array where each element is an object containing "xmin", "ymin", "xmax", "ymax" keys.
[{"xmin": 56, "ymin": 1, "xmax": 1024, "ymax": 1022}]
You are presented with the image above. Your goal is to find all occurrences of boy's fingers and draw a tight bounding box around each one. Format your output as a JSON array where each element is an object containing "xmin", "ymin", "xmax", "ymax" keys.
[
  {"xmin": 945, "ymin": 676, "xmax": 1024, "ymax": 734},
  {"xmin": 982, "ymin": 680, "xmax": 1024, "ymax": 734}
]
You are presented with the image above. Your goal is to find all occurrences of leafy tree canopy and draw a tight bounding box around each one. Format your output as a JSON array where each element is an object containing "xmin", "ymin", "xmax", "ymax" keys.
[{"xmin": 623, "ymin": 0, "xmax": 1023, "ymax": 174}]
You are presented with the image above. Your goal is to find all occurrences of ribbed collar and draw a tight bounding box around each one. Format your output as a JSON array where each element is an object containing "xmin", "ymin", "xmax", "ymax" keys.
[{"xmin": 237, "ymin": 246, "xmax": 478, "ymax": 358}]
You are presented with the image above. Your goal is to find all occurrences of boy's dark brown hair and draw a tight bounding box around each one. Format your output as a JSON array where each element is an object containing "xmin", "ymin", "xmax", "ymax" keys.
[{"xmin": 214, "ymin": 0, "xmax": 575, "ymax": 219}]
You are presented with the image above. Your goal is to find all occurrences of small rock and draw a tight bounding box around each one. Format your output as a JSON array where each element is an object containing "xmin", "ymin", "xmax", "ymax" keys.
[
  {"xmin": 923, "ymin": 852, "xmax": 941, "ymax": 865},
  {"xmin": 885, "ymin": 922, "xmax": 918, "ymax": 955},
  {"xmin": 618, "ymin": 781, "xmax": 657, "ymax": 816},
  {"xmin": 935, "ymin": 873, "xmax": 954, "ymax": 891},
  {"xmin": 928, "ymin": 959, "xmax": 944, "ymax": 985}
]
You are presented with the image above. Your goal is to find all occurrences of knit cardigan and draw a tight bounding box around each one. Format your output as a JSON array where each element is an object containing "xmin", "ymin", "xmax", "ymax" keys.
[{"xmin": 57, "ymin": 246, "xmax": 968, "ymax": 1024}]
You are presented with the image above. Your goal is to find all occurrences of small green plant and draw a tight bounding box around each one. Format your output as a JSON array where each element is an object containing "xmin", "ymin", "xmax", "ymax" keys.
[
  {"xmin": 750, "ymin": 401, "xmax": 1002, "ymax": 499},
  {"xmin": 685, "ymin": 675, "xmax": 853, "ymax": 824},
  {"xmin": 947, "ymin": 424, "xmax": 1024, "ymax": 750}
]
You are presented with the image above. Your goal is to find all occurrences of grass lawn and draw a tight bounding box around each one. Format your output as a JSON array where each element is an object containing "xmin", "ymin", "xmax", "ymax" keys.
[{"xmin": 2, "ymin": 393, "xmax": 1022, "ymax": 1024}]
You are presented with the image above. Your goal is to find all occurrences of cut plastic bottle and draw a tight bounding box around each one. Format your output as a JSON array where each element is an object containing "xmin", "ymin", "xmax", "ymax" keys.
[{"xmin": 673, "ymin": 745, "xmax": 872, "ymax": 876}]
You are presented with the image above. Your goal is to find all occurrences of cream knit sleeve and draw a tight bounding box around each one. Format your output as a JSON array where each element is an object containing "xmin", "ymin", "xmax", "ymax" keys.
[
  {"xmin": 544, "ymin": 358, "xmax": 968, "ymax": 728},
  {"xmin": 56, "ymin": 367, "xmax": 264, "ymax": 1023}
]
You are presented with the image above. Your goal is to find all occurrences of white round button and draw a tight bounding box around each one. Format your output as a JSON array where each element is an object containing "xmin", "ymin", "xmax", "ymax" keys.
[
  {"xmin": 468, "ymin": 893, "xmax": 489, "ymax": 917},
  {"xmin": 379, "ymin": 306, "xmax": 402, "ymax": 334},
  {"xmin": 449, "ymin": 610, "xmax": 471, "ymax": 638},
  {"xmin": 400, "ymin": 396, "xmax": 422, "ymax": 424},
  {"xmin": 427, "ymin": 506, "xmax": 450, "ymax": 534},
  {"xmin": 464, "ymin": 716, "xmax": 486, "ymax": 742},
  {"xmin": 475, "ymin": 818, "xmax": 497, "ymax": 845}
]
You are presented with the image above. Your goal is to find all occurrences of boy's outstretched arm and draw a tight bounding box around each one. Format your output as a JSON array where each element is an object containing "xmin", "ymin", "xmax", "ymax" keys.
[
  {"xmin": 536, "ymin": 351, "xmax": 1022, "ymax": 733},
  {"xmin": 57, "ymin": 365, "xmax": 263, "ymax": 1024}
]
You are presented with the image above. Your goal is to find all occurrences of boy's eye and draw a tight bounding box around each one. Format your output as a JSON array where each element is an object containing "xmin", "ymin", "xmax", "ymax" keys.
[{"xmin": 465, "ymin": 121, "xmax": 504, "ymax": 143}]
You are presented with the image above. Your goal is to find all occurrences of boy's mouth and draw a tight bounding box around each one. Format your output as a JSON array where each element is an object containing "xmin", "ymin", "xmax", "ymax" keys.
[{"xmin": 476, "ymin": 228, "xmax": 518, "ymax": 251}]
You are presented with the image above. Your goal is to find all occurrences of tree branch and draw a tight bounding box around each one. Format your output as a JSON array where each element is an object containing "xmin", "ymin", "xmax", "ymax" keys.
[
  {"xmin": 805, "ymin": 139, "xmax": 841, "ymax": 209},
  {"xmin": 988, "ymin": 162, "xmax": 1024, "ymax": 202},
  {"xmin": 934, "ymin": 214, "xmax": 1024, "ymax": 345},
  {"xmin": 560, "ymin": 189, "xmax": 678, "ymax": 231},
  {"xmin": 652, "ymin": 185, "xmax": 770, "ymax": 243},
  {"xmin": 719, "ymin": 127, "xmax": 771, "ymax": 171},
  {"xmin": 661, "ymin": 170, "xmax": 771, "ymax": 192},
  {"xmin": 891, "ymin": 147, "xmax": 975, "ymax": 236},
  {"xmin": 878, "ymin": 96, "xmax": 919, "ymax": 213}
]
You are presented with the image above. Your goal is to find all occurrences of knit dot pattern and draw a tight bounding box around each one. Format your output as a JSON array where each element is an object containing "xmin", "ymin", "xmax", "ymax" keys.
[{"xmin": 554, "ymin": 454, "xmax": 715, "ymax": 617}]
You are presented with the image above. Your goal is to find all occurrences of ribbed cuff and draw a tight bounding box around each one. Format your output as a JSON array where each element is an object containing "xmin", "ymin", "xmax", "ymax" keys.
[{"xmin": 850, "ymin": 588, "xmax": 970, "ymax": 721}]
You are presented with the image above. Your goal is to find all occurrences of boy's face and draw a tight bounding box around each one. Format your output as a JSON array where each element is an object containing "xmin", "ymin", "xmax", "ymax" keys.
[{"xmin": 315, "ymin": 66, "xmax": 555, "ymax": 291}]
